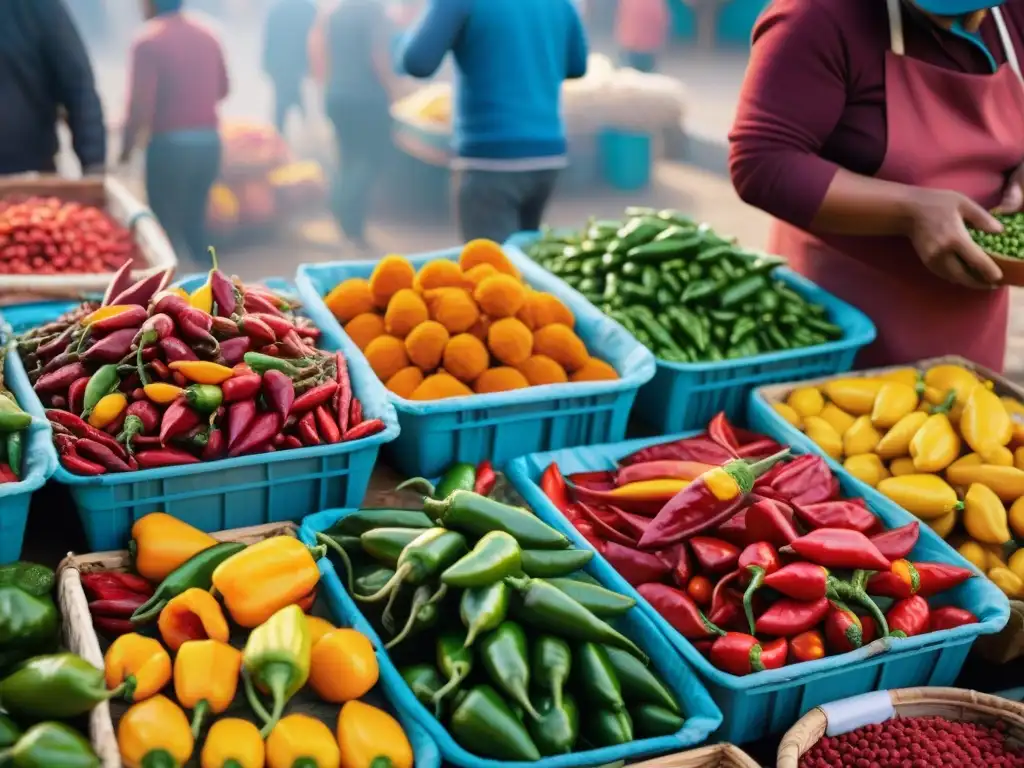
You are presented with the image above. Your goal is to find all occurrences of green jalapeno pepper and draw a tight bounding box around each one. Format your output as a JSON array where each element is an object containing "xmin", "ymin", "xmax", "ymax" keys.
[
  {"xmin": 461, "ymin": 581, "xmax": 510, "ymax": 647},
  {"xmin": 434, "ymin": 631, "xmax": 473, "ymax": 706},
  {"xmin": 544, "ymin": 578, "xmax": 637, "ymax": 617},
  {"xmin": 479, "ymin": 621, "xmax": 539, "ymax": 719},
  {"xmin": 531, "ymin": 635, "xmax": 571, "ymax": 709},
  {"xmin": 528, "ymin": 693, "xmax": 579, "ymax": 756},
  {"xmin": 603, "ymin": 646, "xmax": 680, "ymax": 713},
  {"xmin": 519, "ymin": 549, "xmax": 592, "ymax": 578},
  {"xmin": 575, "ymin": 642, "xmax": 624, "ymax": 712},
  {"xmin": 328, "ymin": 509, "xmax": 433, "ymax": 536},
  {"xmin": 632, "ymin": 703, "xmax": 685, "ymax": 737},
  {"xmin": 356, "ymin": 528, "xmax": 467, "ymax": 603},
  {"xmin": 360, "ymin": 528, "xmax": 428, "ymax": 568},
  {"xmin": 424, "ymin": 491, "xmax": 569, "ymax": 550},
  {"xmin": 450, "ymin": 685, "xmax": 541, "ymax": 761},
  {"xmin": 442, "ymin": 531, "xmax": 522, "ymax": 588}
]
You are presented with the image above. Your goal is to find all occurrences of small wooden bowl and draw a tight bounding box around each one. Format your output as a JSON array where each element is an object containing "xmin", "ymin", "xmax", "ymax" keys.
[{"xmin": 989, "ymin": 252, "xmax": 1024, "ymax": 286}]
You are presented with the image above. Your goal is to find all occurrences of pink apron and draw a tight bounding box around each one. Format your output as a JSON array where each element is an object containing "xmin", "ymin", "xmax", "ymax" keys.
[{"xmin": 768, "ymin": 0, "xmax": 1024, "ymax": 371}]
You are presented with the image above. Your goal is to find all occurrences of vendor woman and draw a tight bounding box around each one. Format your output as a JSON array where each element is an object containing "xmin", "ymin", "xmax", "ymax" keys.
[{"xmin": 729, "ymin": 0, "xmax": 1024, "ymax": 371}]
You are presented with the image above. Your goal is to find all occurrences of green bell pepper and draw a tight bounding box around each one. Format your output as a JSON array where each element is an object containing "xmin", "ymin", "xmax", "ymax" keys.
[
  {"xmin": 0, "ymin": 587, "xmax": 59, "ymax": 658},
  {"xmin": 0, "ymin": 653, "xmax": 119, "ymax": 719},
  {"xmin": 0, "ymin": 563, "xmax": 55, "ymax": 597},
  {"xmin": 0, "ymin": 723, "xmax": 99, "ymax": 768}
]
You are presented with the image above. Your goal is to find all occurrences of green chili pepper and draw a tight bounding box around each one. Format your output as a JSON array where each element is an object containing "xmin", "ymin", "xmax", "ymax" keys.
[
  {"xmin": 116, "ymin": 415, "xmax": 145, "ymax": 455},
  {"xmin": 385, "ymin": 583, "xmax": 446, "ymax": 651},
  {"xmin": 656, "ymin": 209, "xmax": 697, "ymax": 227},
  {"xmin": 575, "ymin": 643, "xmax": 624, "ymax": 712},
  {"xmin": 0, "ymin": 586, "xmax": 59, "ymax": 656},
  {"xmin": 449, "ymin": 685, "xmax": 541, "ymax": 761},
  {"xmin": 6, "ymin": 431, "xmax": 22, "ymax": 479},
  {"xmin": 603, "ymin": 646, "xmax": 680, "ymax": 714},
  {"xmin": 668, "ymin": 306, "xmax": 707, "ymax": 352},
  {"xmin": 632, "ymin": 703, "xmax": 685, "ymax": 737},
  {"xmin": 400, "ymin": 462, "xmax": 477, "ymax": 499},
  {"xmin": 243, "ymin": 352, "xmax": 302, "ymax": 376},
  {"xmin": 328, "ymin": 509, "xmax": 433, "ymax": 536},
  {"xmin": 695, "ymin": 244, "xmax": 736, "ymax": 263},
  {"xmin": 531, "ymin": 635, "xmax": 571, "ymax": 709},
  {"xmin": 0, "ymin": 563, "xmax": 54, "ymax": 597},
  {"xmin": 480, "ymin": 621, "xmax": 539, "ymax": 720},
  {"xmin": 0, "ymin": 722, "xmax": 99, "ymax": 768},
  {"xmin": 433, "ymin": 631, "xmax": 474, "ymax": 706},
  {"xmin": 528, "ymin": 693, "xmax": 579, "ymax": 756},
  {"xmin": 505, "ymin": 576, "xmax": 647, "ymax": 661},
  {"xmin": 184, "ymin": 384, "xmax": 223, "ymax": 413},
  {"xmin": 804, "ymin": 316, "xmax": 844, "ymax": 339},
  {"xmin": 401, "ymin": 663, "xmax": 445, "ymax": 716},
  {"xmin": 626, "ymin": 236, "xmax": 698, "ymax": 262},
  {"xmin": 442, "ymin": 531, "xmax": 522, "ymax": 588},
  {"xmin": 424, "ymin": 491, "xmax": 569, "ymax": 550},
  {"xmin": 767, "ymin": 325, "xmax": 791, "ymax": 350},
  {"xmin": 360, "ymin": 528, "xmax": 427, "ymax": 568},
  {"xmin": 583, "ymin": 709, "xmax": 634, "ymax": 748},
  {"xmin": 519, "ymin": 549, "xmax": 593, "ymax": 578},
  {"xmin": 545, "ymin": 578, "xmax": 637, "ymax": 617},
  {"xmin": 0, "ymin": 653, "xmax": 122, "ymax": 719},
  {"xmin": 356, "ymin": 528, "xmax": 467, "ymax": 603},
  {"xmin": 461, "ymin": 580, "xmax": 510, "ymax": 647},
  {"xmin": 616, "ymin": 216, "xmax": 670, "ymax": 248},
  {"xmin": 0, "ymin": 714, "xmax": 20, "ymax": 749},
  {"xmin": 0, "ymin": 396, "xmax": 30, "ymax": 433},
  {"xmin": 131, "ymin": 542, "xmax": 247, "ymax": 623},
  {"xmin": 720, "ymin": 275, "xmax": 768, "ymax": 308},
  {"xmin": 80, "ymin": 364, "xmax": 119, "ymax": 418},
  {"xmin": 681, "ymin": 279, "xmax": 720, "ymax": 304},
  {"xmin": 729, "ymin": 316, "xmax": 758, "ymax": 346},
  {"xmin": 352, "ymin": 564, "xmax": 396, "ymax": 597}
]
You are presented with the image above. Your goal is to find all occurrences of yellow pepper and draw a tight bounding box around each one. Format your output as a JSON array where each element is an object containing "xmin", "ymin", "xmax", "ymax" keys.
[
  {"xmin": 948, "ymin": 452, "xmax": 983, "ymax": 472},
  {"xmin": 1015, "ymin": 446, "xmax": 1024, "ymax": 471},
  {"xmin": 962, "ymin": 483, "xmax": 1012, "ymax": 545},
  {"xmin": 876, "ymin": 474, "xmax": 963, "ymax": 520},
  {"xmin": 143, "ymin": 382, "xmax": 184, "ymax": 405},
  {"xmin": 1009, "ymin": 496, "xmax": 1024, "ymax": 539},
  {"xmin": 889, "ymin": 457, "xmax": 917, "ymax": 476},
  {"xmin": 267, "ymin": 715, "xmax": 340, "ymax": 768},
  {"xmin": 870, "ymin": 381, "xmax": 919, "ymax": 428},
  {"xmin": 88, "ymin": 392, "xmax": 127, "ymax": 429},
  {"xmin": 803, "ymin": 416, "xmax": 843, "ymax": 460},
  {"xmin": 338, "ymin": 701, "xmax": 413, "ymax": 768},
  {"xmin": 130, "ymin": 513, "xmax": 217, "ymax": 582},
  {"xmin": 307, "ymin": 615, "xmax": 336, "ymax": 647},
  {"xmin": 309, "ymin": 628, "xmax": 379, "ymax": 703},
  {"xmin": 960, "ymin": 385, "xmax": 1013, "ymax": 463},
  {"xmin": 879, "ymin": 367, "xmax": 922, "ymax": 389},
  {"xmin": 926, "ymin": 508, "xmax": 958, "ymax": 539},
  {"xmin": 945, "ymin": 463, "xmax": 1024, "ymax": 503},
  {"xmin": 242, "ymin": 605, "xmax": 311, "ymax": 736},
  {"xmin": 875, "ymin": 411, "xmax": 928, "ymax": 460},
  {"xmin": 818, "ymin": 403, "xmax": 857, "ymax": 436},
  {"xmin": 104, "ymin": 633, "xmax": 172, "ymax": 703},
  {"xmin": 84, "ymin": 304, "xmax": 136, "ymax": 325},
  {"xmin": 822, "ymin": 378, "xmax": 882, "ymax": 415},
  {"xmin": 772, "ymin": 402, "xmax": 802, "ymax": 429},
  {"xmin": 1000, "ymin": 396, "xmax": 1024, "ymax": 444},
  {"xmin": 606, "ymin": 478, "xmax": 689, "ymax": 501},
  {"xmin": 174, "ymin": 640, "xmax": 242, "ymax": 738},
  {"xmin": 168, "ymin": 361, "xmax": 235, "ymax": 385},
  {"xmin": 200, "ymin": 718, "xmax": 265, "ymax": 768},
  {"xmin": 158, "ymin": 588, "xmax": 230, "ymax": 652},
  {"xmin": 988, "ymin": 566, "xmax": 1024, "ymax": 598},
  {"xmin": 212, "ymin": 535, "xmax": 325, "ymax": 628},
  {"xmin": 1008, "ymin": 548, "xmax": 1024, "ymax": 582},
  {"xmin": 786, "ymin": 387, "xmax": 824, "ymax": 418},
  {"xmin": 909, "ymin": 400, "xmax": 960, "ymax": 473},
  {"xmin": 169, "ymin": 286, "xmax": 190, "ymax": 300},
  {"xmin": 118, "ymin": 695, "xmax": 194, "ymax": 768},
  {"xmin": 843, "ymin": 454, "xmax": 888, "ymax": 487},
  {"xmin": 958, "ymin": 540, "xmax": 990, "ymax": 571},
  {"xmin": 843, "ymin": 416, "xmax": 882, "ymax": 457},
  {"xmin": 191, "ymin": 283, "xmax": 213, "ymax": 314},
  {"xmin": 923, "ymin": 364, "xmax": 981, "ymax": 406}
]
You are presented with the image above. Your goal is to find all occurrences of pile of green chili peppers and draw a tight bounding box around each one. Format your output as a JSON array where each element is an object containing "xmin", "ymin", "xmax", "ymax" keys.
[
  {"xmin": 969, "ymin": 211, "xmax": 1024, "ymax": 258},
  {"xmin": 525, "ymin": 207, "xmax": 844, "ymax": 363},
  {"xmin": 315, "ymin": 489, "xmax": 684, "ymax": 760}
]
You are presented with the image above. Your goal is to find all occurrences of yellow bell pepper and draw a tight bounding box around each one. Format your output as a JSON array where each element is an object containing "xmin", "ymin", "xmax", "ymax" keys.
[
  {"xmin": 212, "ymin": 535, "xmax": 325, "ymax": 628},
  {"xmin": 158, "ymin": 588, "xmax": 230, "ymax": 652},
  {"xmin": 1000, "ymin": 396, "xmax": 1024, "ymax": 444},
  {"xmin": 960, "ymin": 385, "xmax": 1013, "ymax": 463},
  {"xmin": 822, "ymin": 378, "xmax": 882, "ymax": 415},
  {"xmin": 982, "ymin": 446, "xmax": 1015, "ymax": 467},
  {"xmin": 818, "ymin": 403, "xmax": 857, "ymax": 436},
  {"xmin": 104, "ymin": 633, "xmax": 172, "ymax": 703},
  {"xmin": 876, "ymin": 474, "xmax": 963, "ymax": 520},
  {"xmin": 1015, "ymin": 446, "xmax": 1024, "ymax": 471},
  {"xmin": 945, "ymin": 464, "xmax": 1024, "ymax": 503},
  {"xmin": 1008, "ymin": 549, "xmax": 1024, "ymax": 582},
  {"xmin": 307, "ymin": 615, "xmax": 336, "ymax": 647},
  {"xmin": 200, "ymin": 718, "xmax": 265, "ymax": 768},
  {"xmin": 803, "ymin": 416, "xmax": 843, "ymax": 461},
  {"xmin": 83, "ymin": 305, "xmax": 136, "ymax": 325},
  {"xmin": 130, "ymin": 513, "xmax": 217, "ymax": 582},
  {"xmin": 118, "ymin": 695, "xmax": 194, "ymax": 768},
  {"xmin": 875, "ymin": 411, "xmax": 928, "ymax": 460},
  {"xmin": 1009, "ymin": 496, "xmax": 1024, "ymax": 539},
  {"xmin": 926, "ymin": 508, "xmax": 958, "ymax": 539},
  {"xmin": 962, "ymin": 483, "xmax": 1012, "ymax": 545},
  {"xmin": 242, "ymin": 605, "xmax": 311, "ymax": 736},
  {"xmin": 843, "ymin": 454, "xmax": 888, "ymax": 487},
  {"xmin": 168, "ymin": 361, "xmax": 235, "ymax": 385},
  {"xmin": 843, "ymin": 416, "xmax": 882, "ymax": 457},
  {"xmin": 948, "ymin": 453, "xmax": 983, "ymax": 472},
  {"xmin": 772, "ymin": 402, "xmax": 802, "ymax": 429},
  {"xmin": 786, "ymin": 387, "xmax": 824, "ymax": 418},
  {"xmin": 923, "ymin": 364, "xmax": 981, "ymax": 406},
  {"xmin": 309, "ymin": 628, "xmax": 379, "ymax": 703},
  {"xmin": 909, "ymin": 401, "xmax": 960, "ymax": 473},
  {"xmin": 958, "ymin": 540, "xmax": 989, "ymax": 571},
  {"xmin": 88, "ymin": 392, "xmax": 128, "ymax": 429},
  {"xmin": 988, "ymin": 566, "xmax": 1024, "ymax": 598},
  {"xmin": 267, "ymin": 715, "xmax": 340, "ymax": 768},
  {"xmin": 878, "ymin": 367, "xmax": 923, "ymax": 389},
  {"xmin": 870, "ymin": 381, "xmax": 919, "ymax": 428},
  {"xmin": 143, "ymin": 382, "xmax": 185, "ymax": 405},
  {"xmin": 338, "ymin": 701, "xmax": 413, "ymax": 768},
  {"xmin": 174, "ymin": 640, "xmax": 242, "ymax": 738},
  {"xmin": 889, "ymin": 457, "xmax": 917, "ymax": 476}
]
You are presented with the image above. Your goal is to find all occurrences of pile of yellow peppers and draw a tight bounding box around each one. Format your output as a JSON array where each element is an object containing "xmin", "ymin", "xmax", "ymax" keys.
[
  {"xmin": 773, "ymin": 363, "xmax": 1024, "ymax": 600},
  {"xmin": 104, "ymin": 515, "xmax": 415, "ymax": 768}
]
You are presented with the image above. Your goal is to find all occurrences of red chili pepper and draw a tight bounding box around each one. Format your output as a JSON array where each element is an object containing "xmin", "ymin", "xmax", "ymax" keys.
[
  {"xmin": 110, "ymin": 268, "xmax": 172, "ymax": 307},
  {"xmin": 473, "ymin": 460, "xmax": 497, "ymax": 496},
  {"xmin": 540, "ymin": 463, "xmax": 570, "ymax": 513},
  {"xmin": 334, "ymin": 352, "xmax": 352, "ymax": 434},
  {"xmin": 349, "ymin": 397, "xmax": 363, "ymax": 427},
  {"xmin": 290, "ymin": 380, "xmax": 339, "ymax": 417},
  {"xmin": 599, "ymin": 506, "xmax": 649, "ymax": 540},
  {"xmin": 88, "ymin": 595, "xmax": 149, "ymax": 617},
  {"xmin": 125, "ymin": 400, "xmax": 160, "ymax": 434},
  {"xmin": 825, "ymin": 601, "xmax": 863, "ymax": 653},
  {"xmin": 755, "ymin": 596, "xmax": 830, "ymax": 637},
  {"xmin": 793, "ymin": 499, "xmax": 877, "ymax": 534},
  {"xmin": 860, "ymin": 614, "xmax": 879, "ymax": 643},
  {"xmin": 686, "ymin": 574, "xmax": 713, "ymax": 607},
  {"xmin": 568, "ymin": 483, "xmax": 665, "ymax": 517},
  {"xmin": 238, "ymin": 315, "xmax": 277, "ymax": 347},
  {"xmin": 262, "ymin": 370, "xmax": 296, "ymax": 421},
  {"xmin": 61, "ymin": 452, "xmax": 107, "ymax": 475},
  {"xmin": 714, "ymin": 508, "xmax": 752, "ymax": 547},
  {"xmin": 0, "ymin": 464, "xmax": 18, "ymax": 484},
  {"xmin": 281, "ymin": 435, "xmax": 303, "ymax": 450},
  {"xmin": 160, "ymin": 399, "xmax": 202, "ymax": 445},
  {"xmin": 298, "ymin": 411, "xmax": 321, "ymax": 446},
  {"xmin": 637, "ymin": 583, "xmax": 723, "ymax": 640},
  {"xmin": 929, "ymin": 606, "xmax": 978, "ymax": 631},
  {"xmin": 689, "ymin": 537, "xmax": 740, "ymax": 575},
  {"xmin": 91, "ymin": 616, "xmax": 135, "ymax": 637},
  {"xmin": 782, "ymin": 528, "xmax": 891, "ymax": 571},
  {"xmin": 159, "ymin": 337, "xmax": 199, "ymax": 363},
  {"xmin": 887, "ymin": 595, "xmax": 930, "ymax": 638},
  {"xmin": 132, "ymin": 436, "xmax": 162, "ymax": 450},
  {"xmin": 600, "ymin": 540, "xmax": 671, "ymax": 585},
  {"xmin": 202, "ymin": 427, "xmax": 226, "ymax": 461},
  {"xmin": 669, "ymin": 542, "xmax": 692, "ymax": 588},
  {"xmin": 621, "ymin": 436, "xmax": 736, "ymax": 467},
  {"xmin": 567, "ymin": 470, "xmax": 616, "ymax": 490},
  {"xmin": 574, "ymin": 521, "xmax": 602, "ymax": 549},
  {"xmin": 735, "ymin": 541, "xmax": 781, "ymax": 634},
  {"xmin": 81, "ymin": 572, "xmax": 153, "ymax": 599},
  {"xmin": 229, "ymin": 412, "xmax": 282, "ymax": 457},
  {"xmin": 35, "ymin": 362, "xmax": 89, "ymax": 394},
  {"xmin": 708, "ymin": 589, "xmax": 745, "ymax": 632},
  {"xmin": 222, "ymin": 373, "xmax": 262, "ymax": 403},
  {"xmin": 707, "ymin": 411, "xmax": 741, "ymax": 453},
  {"xmin": 315, "ymin": 405, "xmax": 342, "ymax": 444},
  {"xmin": 866, "ymin": 560, "xmax": 974, "ymax": 599},
  {"xmin": 68, "ymin": 376, "xmax": 89, "ymax": 414},
  {"xmin": 616, "ymin": 460, "xmax": 715, "ymax": 486},
  {"xmin": 788, "ymin": 629, "xmax": 826, "ymax": 663},
  {"xmin": 219, "ymin": 337, "xmax": 251, "ymax": 366},
  {"xmin": 135, "ymin": 448, "xmax": 201, "ymax": 468},
  {"xmin": 244, "ymin": 291, "xmax": 286, "ymax": 317},
  {"xmin": 227, "ymin": 399, "xmax": 258, "ymax": 451},
  {"xmin": 638, "ymin": 451, "xmax": 788, "ymax": 549},
  {"xmin": 736, "ymin": 438, "xmax": 785, "ymax": 459},
  {"xmin": 250, "ymin": 313, "xmax": 297, "ymax": 339},
  {"xmin": 710, "ymin": 632, "xmax": 787, "ymax": 676},
  {"xmin": 47, "ymin": 410, "xmax": 128, "ymax": 459},
  {"xmin": 771, "ymin": 455, "xmax": 836, "ymax": 505},
  {"xmin": 869, "ymin": 521, "xmax": 921, "ymax": 561},
  {"xmin": 343, "ymin": 418, "xmax": 384, "ymax": 441},
  {"xmin": 762, "ymin": 562, "xmax": 830, "ymax": 601},
  {"xmin": 745, "ymin": 497, "xmax": 799, "ymax": 547},
  {"xmin": 75, "ymin": 439, "xmax": 132, "ymax": 473}
]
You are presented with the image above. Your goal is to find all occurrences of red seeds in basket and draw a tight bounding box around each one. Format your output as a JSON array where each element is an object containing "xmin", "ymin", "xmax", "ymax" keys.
[{"xmin": 799, "ymin": 715, "xmax": 1024, "ymax": 768}]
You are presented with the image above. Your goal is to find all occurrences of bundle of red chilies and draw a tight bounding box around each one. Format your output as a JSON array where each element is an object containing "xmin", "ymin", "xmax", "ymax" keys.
[
  {"xmin": 540, "ymin": 413, "xmax": 980, "ymax": 676},
  {"xmin": 17, "ymin": 258, "xmax": 385, "ymax": 476}
]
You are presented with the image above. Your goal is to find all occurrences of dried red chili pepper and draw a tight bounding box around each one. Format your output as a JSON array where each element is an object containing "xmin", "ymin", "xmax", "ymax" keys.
[
  {"xmin": 793, "ymin": 499, "xmax": 877, "ymax": 534},
  {"xmin": 707, "ymin": 411, "xmax": 741, "ymax": 453},
  {"xmin": 788, "ymin": 629, "xmax": 825, "ymax": 663},
  {"xmin": 575, "ymin": 503, "xmax": 638, "ymax": 546},
  {"xmin": 636, "ymin": 583, "xmax": 723, "ymax": 640},
  {"xmin": 782, "ymin": 528, "xmax": 891, "ymax": 571},
  {"xmin": 709, "ymin": 632, "xmax": 787, "ymax": 676},
  {"xmin": 929, "ymin": 606, "xmax": 978, "ymax": 631},
  {"xmin": 745, "ymin": 497, "xmax": 799, "ymax": 547},
  {"xmin": 887, "ymin": 595, "xmax": 930, "ymax": 638},
  {"xmin": 638, "ymin": 451, "xmax": 789, "ymax": 549},
  {"xmin": 762, "ymin": 562, "xmax": 830, "ymax": 601},
  {"xmin": 868, "ymin": 521, "xmax": 920, "ymax": 561},
  {"xmin": 771, "ymin": 454, "xmax": 836, "ymax": 505},
  {"xmin": 669, "ymin": 543, "xmax": 692, "ymax": 588},
  {"xmin": 473, "ymin": 460, "xmax": 497, "ymax": 496},
  {"xmin": 343, "ymin": 418, "xmax": 384, "ymax": 441},
  {"xmin": 825, "ymin": 601, "xmax": 863, "ymax": 653},
  {"xmin": 689, "ymin": 537, "xmax": 740, "ymax": 575},
  {"xmin": 686, "ymin": 575, "xmax": 713, "ymax": 607},
  {"xmin": 714, "ymin": 507, "xmax": 752, "ymax": 547},
  {"xmin": 621, "ymin": 436, "xmax": 736, "ymax": 467},
  {"xmin": 755, "ymin": 596, "xmax": 830, "ymax": 637},
  {"xmin": 81, "ymin": 572, "xmax": 153, "ymax": 600},
  {"xmin": 600, "ymin": 541, "xmax": 670, "ymax": 585},
  {"xmin": 615, "ymin": 460, "xmax": 714, "ymax": 486},
  {"xmin": 865, "ymin": 560, "xmax": 974, "ymax": 599},
  {"xmin": 540, "ymin": 463, "xmax": 570, "ymax": 514}
]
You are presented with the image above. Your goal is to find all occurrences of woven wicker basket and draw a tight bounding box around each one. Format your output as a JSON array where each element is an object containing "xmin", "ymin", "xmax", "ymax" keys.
[
  {"xmin": 777, "ymin": 687, "xmax": 1024, "ymax": 768},
  {"xmin": 628, "ymin": 743, "xmax": 761, "ymax": 768},
  {"xmin": 757, "ymin": 353, "xmax": 1024, "ymax": 664},
  {"xmin": 56, "ymin": 521, "xmax": 298, "ymax": 768}
]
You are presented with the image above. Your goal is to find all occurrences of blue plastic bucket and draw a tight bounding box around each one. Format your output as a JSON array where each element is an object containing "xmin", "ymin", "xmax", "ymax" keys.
[
  {"xmin": 300, "ymin": 507, "xmax": 723, "ymax": 768},
  {"xmin": 505, "ymin": 432, "xmax": 1011, "ymax": 744},
  {"xmin": 599, "ymin": 129, "xmax": 652, "ymax": 191}
]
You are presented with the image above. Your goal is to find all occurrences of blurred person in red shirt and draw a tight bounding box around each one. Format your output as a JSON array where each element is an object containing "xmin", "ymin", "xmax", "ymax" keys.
[
  {"xmin": 615, "ymin": 0, "xmax": 669, "ymax": 72},
  {"xmin": 119, "ymin": 0, "xmax": 229, "ymax": 268}
]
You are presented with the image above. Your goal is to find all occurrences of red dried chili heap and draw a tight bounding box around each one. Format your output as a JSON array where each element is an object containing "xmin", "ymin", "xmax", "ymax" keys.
[
  {"xmin": 18, "ymin": 258, "xmax": 385, "ymax": 476},
  {"xmin": 539, "ymin": 412, "xmax": 980, "ymax": 676},
  {"xmin": 799, "ymin": 715, "xmax": 1024, "ymax": 767}
]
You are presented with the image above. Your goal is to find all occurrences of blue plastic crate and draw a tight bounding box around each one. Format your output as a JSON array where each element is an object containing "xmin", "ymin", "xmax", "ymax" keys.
[
  {"xmin": 295, "ymin": 248, "xmax": 656, "ymax": 478},
  {"xmin": 2, "ymin": 278, "xmax": 399, "ymax": 551},
  {"xmin": 505, "ymin": 234, "xmax": 876, "ymax": 434},
  {"xmin": 504, "ymin": 433, "xmax": 1011, "ymax": 744},
  {"xmin": 299, "ymin": 507, "xmax": 722, "ymax": 768}
]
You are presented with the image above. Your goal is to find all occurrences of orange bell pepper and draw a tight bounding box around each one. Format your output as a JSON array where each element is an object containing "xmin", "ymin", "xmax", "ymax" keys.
[
  {"xmin": 307, "ymin": 615, "xmax": 336, "ymax": 647},
  {"xmin": 104, "ymin": 633, "xmax": 172, "ymax": 703},
  {"xmin": 158, "ymin": 588, "xmax": 229, "ymax": 651},
  {"xmin": 130, "ymin": 513, "xmax": 217, "ymax": 582},
  {"xmin": 337, "ymin": 701, "xmax": 413, "ymax": 768},
  {"xmin": 308, "ymin": 629, "xmax": 379, "ymax": 703},
  {"xmin": 200, "ymin": 718, "xmax": 265, "ymax": 768},
  {"xmin": 267, "ymin": 714, "xmax": 340, "ymax": 768},
  {"xmin": 118, "ymin": 695, "xmax": 194, "ymax": 768},
  {"xmin": 174, "ymin": 640, "xmax": 242, "ymax": 738}
]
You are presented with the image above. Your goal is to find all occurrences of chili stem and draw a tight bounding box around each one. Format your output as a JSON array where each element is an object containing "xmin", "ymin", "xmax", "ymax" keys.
[
  {"xmin": 354, "ymin": 563, "xmax": 411, "ymax": 603},
  {"xmin": 242, "ymin": 668, "xmax": 274, "ymax": 725},
  {"xmin": 396, "ymin": 477, "xmax": 436, "ymax": 498},
  {"xmin": 315, "ymin": 533, "xmax": 354, "ymax": 593},
  {"xmin": 190, "ymin": 700, "xmax": 210, "ymax": 740},
  {"xmin": 747, "ymin": 449, "xmax": 791, "ymax": 477}
]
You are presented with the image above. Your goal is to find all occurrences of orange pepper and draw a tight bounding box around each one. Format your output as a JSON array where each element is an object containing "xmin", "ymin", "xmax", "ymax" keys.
[
  {"xmin": 788, "ymin": 629, "xmax": 826, "ymax": 663},
  {"xmin": 158, "ymin": 588, "xmax": 229, "ymax": 651},
  {"xmin": 143, "ymin": 382, "xmax": 184, "ymax": 405},
  {"xmin": 168, "ymin": 361, "xmax": 235, "ymax": 385},
  {"xmin": 104, "ymin": 633, "xmax": 172, "ymax": 702},
  {"xmin": 200, "ymin": 718, "xmax": 265, "ymax": 768},
  {"xmin": 307, "ymin": 615, "xmax": 336, "ymax": 647},
  {"xmin": 308, "ymin": 629, "xmax": 379, "ymax": 703},
  {"xmin": 174, "ymin": 640, "xmax": 242, "ymax": 738},
  {"xmin": 130, "ymin": 513, "xmax": 217, "ymax": 582},
  {"xmin": 83, "ymin": 304, "xmax": 135, "ymax": 325}
]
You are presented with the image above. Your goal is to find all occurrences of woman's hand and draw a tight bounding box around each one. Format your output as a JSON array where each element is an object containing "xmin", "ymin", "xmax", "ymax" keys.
[
  {"xmin": 996, "ymin": 163, "xmax": 1024, "ymax": 214},
  {"xmin": 906, "ymin": 188, "xmax": 1003, "ymax": 289}
]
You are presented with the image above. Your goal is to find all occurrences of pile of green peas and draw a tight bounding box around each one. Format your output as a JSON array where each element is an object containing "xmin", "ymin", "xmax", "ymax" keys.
[{"xmin": 969, "ymin": 212, "xmax": 1024, "ymax": 258}]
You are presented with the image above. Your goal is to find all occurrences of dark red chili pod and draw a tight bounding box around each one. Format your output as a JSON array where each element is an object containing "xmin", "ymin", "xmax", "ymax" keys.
[
  {"xmin": 91, "ymin": 306, "xmax": 148, "ymax": 334},
  {"xmin": 637, "ymin": 583, "xmax": 723, "ymax": 640},
  {"xmin": 754, "ymin": 596, "xmax": 830, "ymax": 636},
  {"xmin": 928, "ymin": 606, "xmax": 978, "ymax": 632},
  {"xmin": 227, "ymin": 399, "xmax": 258, "ymax": 450},
  {"xmin": 222, "ymin": 373, "xmax": 262, "ymax": 403},
  {"xmin": 689, "ymin": 537, "xmax": 740, "ymax": 575},
  {"xmin": 290, "ymin": 380, "xmax": 339, "ymax": 417},
  {"xmin": 211, "ymin": 315, "xmax": 241, "ymax": 339},
  {"xmin": 159, "ymin": 338, "xmax": 199, "ymax": 363},
  {"xmin": 250, "ymin": 313, "xmax": 296, "ymax": 339},
  {"xmin": 202, "ymin": 427, "xmax": 226, "ymax": 461},
  {"xmin": 159, "ymin": 399, "xmax": 201, "ymax": 445},
  {"xmin": 82, "ymin": 328, "xmax": 137, "ymax": 363},
  {"xmin": 110, "ymin": 268, "xmax": 173, "ymax": 307},
  {"xmin": 101, "ymin": 259, "xmax": 135, "ymax": 307},
  {"xmin": 314, "ymin": 405, "xmax": 341, "ymax": 444},
  {"xmin": 349, "ymin": 397, "xmax": 363, "ymax": 428},
  {"xmin": 75, "ymin": 439, "xmax": 133, "ymax": 473},
  {"xmin": 297, "ymin": 411, "xmax": 320, "ymax": 446},
  {"xmin": 601, "ymin": 540, "xmax": 671, "ymax": 585},
  {"xmin": 887, "ymin": 595, "xmax": 930, "ymax": 638},
  {"xmin": 244, "ymin": 291, "xmax": 286, "ymax": 317},
  {"xmin": 125, "ymin": 400, "xmax": 160, "ymax": 434},
  {"xmin": 342, "ymin": 418, "xmax": 384, "ymax": 441},
  {"xmin": 218, "ymin": 337, "xmax": 251, "ymax": 366},
  {"xmin": 68, "ymin": 376, "xmax": 90, "ymax": 414},
  {"xmin": 824, "ymin": 602, "xmax": 863, "ymax": 654},
  {"xmin": 262, "ymin": 370, "xmax": 295, "ymax": 421},
  {"xmin": 135, "ymin": 447, "xmax": 201, "ymax": 468},
  {"xmin": 793, "ymin": 499, "xmax": 877, "ymax": 534},
  {"xmin": 228, "ymin": 412, "xmax": 282, "ymax": 457},
  {"xmin": 61, "ymin": 452, "xmax": 107, "ymax": 476},
  {"xmin": 238, "ymin": 315, "xmax": 277, "ymax": 347},
  {"xmin": 211, "ymin": 269, "xmax": 238, "ymax": 317},
  {"xmin": 35, "ymin": 362, "xmax": 89, "ymax": 394},
  {"xmin": 138, "ymin": 313, "xmax": 175, "ymax": 341}
]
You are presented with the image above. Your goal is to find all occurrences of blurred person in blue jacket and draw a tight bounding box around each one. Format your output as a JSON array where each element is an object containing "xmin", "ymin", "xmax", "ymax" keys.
[
  {"xmin": 262, "ymin": 0, "xmax": 318, "ymax": 137},
  {"xmin": 399, "ymin": 0, "xmax": 588, "ymax": 243},
  {"xmin": 0, "ymin": 0, "xmax": 106, "ymax": 175}
]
